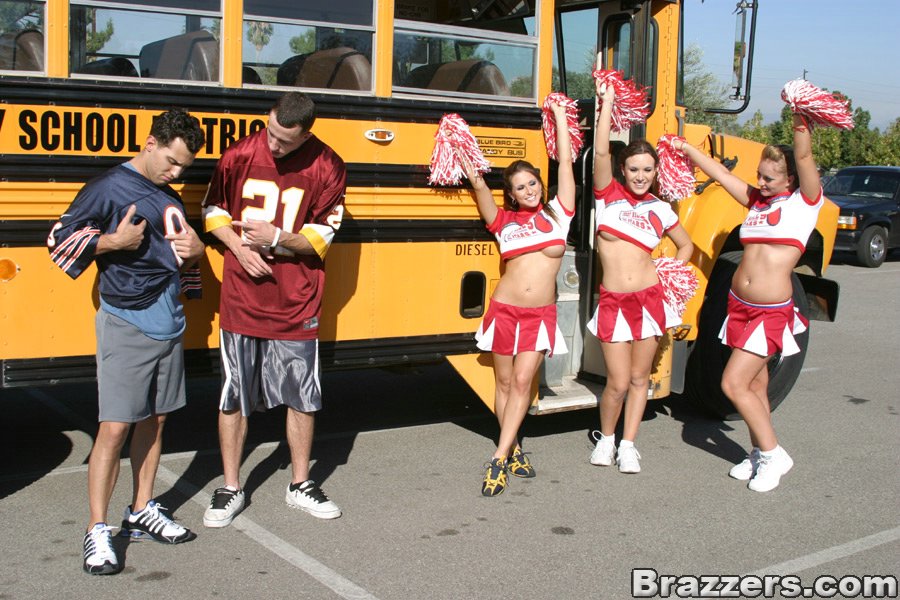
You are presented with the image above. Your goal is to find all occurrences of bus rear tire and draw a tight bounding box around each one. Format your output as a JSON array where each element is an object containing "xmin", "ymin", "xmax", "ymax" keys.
[{"xmin": 684, "ymin": 251, "xmax": 810, "ymax": 420}]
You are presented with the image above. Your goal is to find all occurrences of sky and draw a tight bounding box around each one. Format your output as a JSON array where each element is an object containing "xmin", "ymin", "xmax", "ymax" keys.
[{"xmin": 683, "ymin": 0, "xmax": 900, "ymax": 131}]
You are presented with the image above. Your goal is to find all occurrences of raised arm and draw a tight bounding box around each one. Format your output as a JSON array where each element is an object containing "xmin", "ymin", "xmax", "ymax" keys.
[
  {"xmin": 791, "ymin": 114, "xmax": 821, "ymax": 201},
  {"xmin": 675, "ymin": 138, "xmax": 752, "ymax": 206},
  {"xmin": 592, "ymin": 80, "xmax": 615, "ymax": 191},
  {"xmin": 459, "ymin": 150, "xmax": 498, "ymax": 225},
  {"xmin": 549, "ymin": 101, "xmax": 576, "ymax": 212}
]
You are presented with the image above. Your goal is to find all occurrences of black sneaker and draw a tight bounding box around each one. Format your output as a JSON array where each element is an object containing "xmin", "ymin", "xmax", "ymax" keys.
[
  {"xmin": 285, "ymin": 480, "xmax": 342, "ymax": 519},
  {"xmin": 121, "ymin": 500, "xmax": 195, "ymax": 543},
  {"xmin": 83, "ymin": 523, "xmax": 121, "ymax": 575},
  {"xmin": 507, "ymin": 447, "xmax": 535, "ymax": 478},
  {"xmin": 481, "ymin": 457, "xmax": 508, "ymax": 497},
  {"xmin": 203, "ymin": 487, "xmax": 245, "ymax": 528}
]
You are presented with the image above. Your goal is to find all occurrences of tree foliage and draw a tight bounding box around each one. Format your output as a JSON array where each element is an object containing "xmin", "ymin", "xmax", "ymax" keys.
[{"xmin": 684, "ymin": 50, "xmax": 898, "ymax": 169}]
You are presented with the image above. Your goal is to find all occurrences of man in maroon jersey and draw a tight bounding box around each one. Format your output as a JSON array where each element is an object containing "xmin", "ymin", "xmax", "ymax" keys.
[{"xmin": 201, "ymin": 92, "xmax": 347, "ymax": 526}]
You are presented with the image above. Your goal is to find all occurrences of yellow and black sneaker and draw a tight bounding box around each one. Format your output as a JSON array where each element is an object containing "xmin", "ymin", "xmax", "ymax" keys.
[
  {"xmin": 481, "ymin": 457, "xmax": 508, "ymax": 497},
  {"xmin": 507, "ymin": 446, "xmax": 535, "ymax": 478}
]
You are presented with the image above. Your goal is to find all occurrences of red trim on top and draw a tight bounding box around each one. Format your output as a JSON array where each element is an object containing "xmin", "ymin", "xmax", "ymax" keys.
[{"xmin": 597, "ymin": 226, "xmax": 653, "ymax": 254}]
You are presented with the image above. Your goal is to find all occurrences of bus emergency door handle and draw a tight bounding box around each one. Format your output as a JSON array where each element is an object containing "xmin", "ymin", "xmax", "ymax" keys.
[{"xmin": 365, "ymin": 129, "xmax": 395, "ymax": 143}]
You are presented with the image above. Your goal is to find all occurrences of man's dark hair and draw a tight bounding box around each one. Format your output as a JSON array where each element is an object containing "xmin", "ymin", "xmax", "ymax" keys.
[
  {"xmin": 150, "ymin": 109, "xmax": 205, "ymax": 154},
  {"xmin": 272, "ymin": 92, "xmax": 317, "ymax": 131}
]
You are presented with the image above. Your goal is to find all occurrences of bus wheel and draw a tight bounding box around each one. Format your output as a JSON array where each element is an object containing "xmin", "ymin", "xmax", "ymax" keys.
[{"xmin": 683, "ymin": 251, "xmax": 810, "ymax": 420}]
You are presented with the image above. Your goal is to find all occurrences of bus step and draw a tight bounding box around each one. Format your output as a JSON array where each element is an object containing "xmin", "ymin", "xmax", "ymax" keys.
[{"xmin": 531, "ymin": 376, "xmax": 602, "ymax": 415}]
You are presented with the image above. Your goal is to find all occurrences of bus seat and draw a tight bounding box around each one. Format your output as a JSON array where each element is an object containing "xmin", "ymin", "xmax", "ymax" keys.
[
  {"xmin": 276, "ymin": 47, "xmax": 371, "ymax": 91},
  {"xmin": 243, "ymin": 66, "xmax": 262, "ymax": 85},
  {"xmin": 73, "ymin": 57, "xmax": 139, "ymax": 78},
  {"xmin": 139, "ymin": 30, "xmax": 218, "ymax": 81},
  {"xmin": 406, "ymin": 59, "xmax": 509, "ymax": 96},
  {"xmin": 0, "ymin": 29, "xmax": 43, "ymax": 71}
]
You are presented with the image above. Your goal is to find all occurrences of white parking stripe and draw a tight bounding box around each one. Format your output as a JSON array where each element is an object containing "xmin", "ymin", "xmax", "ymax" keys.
[
  {"xmin": 747, "ymin": 525, "xmax": 900, "ymax": 576},
  {"xmin": 155, "ymin": 465, "xmax": 380, "ymax": 600}
]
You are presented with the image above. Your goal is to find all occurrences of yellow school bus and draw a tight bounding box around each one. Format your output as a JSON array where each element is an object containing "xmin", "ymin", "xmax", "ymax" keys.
[{"xmin": 0, "ymin": 0, "xmax": 839, "ymax": 418}]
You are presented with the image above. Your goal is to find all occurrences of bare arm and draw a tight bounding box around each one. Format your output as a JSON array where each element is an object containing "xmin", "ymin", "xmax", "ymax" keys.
[
  {"xmin": 459, "ymin": 150, "xmax": 498, "ymax": 225},
  {"xmin": 95, "ymin": 204, "xmax": 146, "ymax": 254},
  {"xmin": 549, "ymin": 101, "xmax": 576, "ymax": 212},
  {"xmin": 676, "ymin": 139, "xmax": 752, "ymax": 206},
  {"xmin": 791, "ymin": 114, "xmax": 821, "ymax": 201},
  {"xmin": 593, "ymin": 80, "xmax": 615, "ymax": 191},
  {"xmin": 666, "ymin": 223, "xmax": 694, "ymax": 263},
  {"xmin": 208, "ymin": 222, "xmax": 273, "ymax": 278}
]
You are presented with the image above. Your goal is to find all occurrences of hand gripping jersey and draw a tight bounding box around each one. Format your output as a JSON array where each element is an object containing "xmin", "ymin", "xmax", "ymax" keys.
[
  {"xmin": 594, "ymin": 179, "xmax": 679, "ymax": 253},
  {"xmin": 47, "ymin": 164, "xmax": 197, "ymax": 309},
  {"xmin": 740, "ymin": 187, "xmax": 823, "ymax": 252},
  {"xmin": 486, "ymin": 196, "xmax": 575, "ymax": 260},
  {"xmin": 203, "ymin": 130, "xmax": 347, "ymax": 340}
]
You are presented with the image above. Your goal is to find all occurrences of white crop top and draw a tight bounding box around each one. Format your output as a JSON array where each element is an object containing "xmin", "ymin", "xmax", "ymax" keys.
[
  {"xmin": 486, "ymin": 196, "xmax": 575, "ymax": 260},
  {"xmin": 594, "ymin": 180, "xmax": 680, "ymax": 253},
  {"xmin": 740, "ymin": 187, "xmax": 823, "ymax": 252}
]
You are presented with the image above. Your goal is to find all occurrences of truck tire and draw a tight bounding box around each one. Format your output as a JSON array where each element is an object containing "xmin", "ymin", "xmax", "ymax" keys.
[
  {"xmin": 684, "ymin": 251, "xmax": 809, "ymax": 420},
  {"xmin": 855, "ymin": 226, "xmax": 887, "ymax": 268}
]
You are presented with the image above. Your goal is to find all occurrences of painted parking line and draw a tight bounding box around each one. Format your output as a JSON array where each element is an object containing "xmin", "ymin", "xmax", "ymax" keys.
[
  {"xmin": 155, "ymin": 464, "xmax": 380, "ymax": 600},
  {"xmin": 747, "ymin": 525, "xmax": 900, "ymax": 577}
]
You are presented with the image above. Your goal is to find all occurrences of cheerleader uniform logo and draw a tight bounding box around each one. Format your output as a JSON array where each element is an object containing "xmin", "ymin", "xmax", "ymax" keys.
[
  {"xmin": 744, "ymin": 206, "xmax": 782, "ymax": 228},
  {"xmin": 618, "ymin": 210, "xmax": 664, "ymax": 239},
  {"xmin": 500, "ymin": 212, "xmax": 554, "ymax": 242}
]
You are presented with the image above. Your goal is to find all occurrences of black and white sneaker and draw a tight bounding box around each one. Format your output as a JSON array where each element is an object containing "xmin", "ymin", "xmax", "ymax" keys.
[
  {"xmin": 83, "ymin": 523, "xmax": 121, "ymax": 575},
  {"xmin": 285, "ymin": 480, "xmax": 341, "ymax": 519},
  {"xmin": 203, "ymin": 487, "xmax": 245, "ymax": 528},
  {"xmin": 121, "ymin": 500, "xmax": 195, "ymax": 543}
]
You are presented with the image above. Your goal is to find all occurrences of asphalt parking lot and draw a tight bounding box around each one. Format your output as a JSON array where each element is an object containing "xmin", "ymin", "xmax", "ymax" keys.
[{"xmin": 1, "ymin": 258, "xmax": 898, "ymax": 599}]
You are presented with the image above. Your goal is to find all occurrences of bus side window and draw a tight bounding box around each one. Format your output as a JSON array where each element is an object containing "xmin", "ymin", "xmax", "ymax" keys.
[
  {"xmin": 276, "ymin": 47, "xmax": 372, "ymax": 91},
  {"xmin": 0, "ymin": 29, "xmax": 43, "ymax": 72},
  {"xmin": 140, "ymin": 30, "xmax": 218, "ymax": 81},
  {"xmin": 406, "ymin": 58, "xmax": 509, "ymax": 96}
]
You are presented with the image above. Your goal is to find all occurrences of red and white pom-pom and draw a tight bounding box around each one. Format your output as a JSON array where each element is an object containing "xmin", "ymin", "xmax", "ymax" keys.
[
  {"xmin": 592, "ymin": 69, "xmax": 650, "ymax": 132},
  {"xmin": 654, "ymin": 257, "xmax": 699, "ymax": 318},
  {"xmin": 781, "ymin": 79, "xmax": 854, "ymax": 130},
  {"xmin": 656, "ymin": 134, "xmax": 696, "ymax": 201},
  {"xmin": 428, "ymin": 113, "xmax": 491, "ymax": 186},
  {"xmin": 542, "ymin": 92, "xmax": 584, "ymax": 162}
]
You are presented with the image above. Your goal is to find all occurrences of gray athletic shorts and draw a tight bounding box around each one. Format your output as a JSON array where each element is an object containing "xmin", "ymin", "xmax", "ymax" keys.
[
  {"xmin": 96, "ymin": 310, "xmax": 186, "ymax": 423},
  {"xmin": 218, "ymin": 329, "xmax": 322, "ymax": 416}
]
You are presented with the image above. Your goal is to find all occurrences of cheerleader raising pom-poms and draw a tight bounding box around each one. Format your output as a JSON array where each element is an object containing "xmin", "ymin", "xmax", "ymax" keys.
[
  {"xmin": 428, "ymin": 113, "xmax": 490, "ymax": 187},
  {"xmin": 591, "ymin": 69, "xmax": 650, "ymax": 132},
  {"xmin": 586, "ymin": 79, "xmax": 694, "ymax": 475},
  {"xmin": 672, "ymin": 80, "xmax": 832, "ymax": 492},
  {"xmin": 542, "ymin": 92, "xmax": 584, "ymax": 162},
  {"xmin": 459, "ymin": 97, "xmax": 576, "ymax": 497}
]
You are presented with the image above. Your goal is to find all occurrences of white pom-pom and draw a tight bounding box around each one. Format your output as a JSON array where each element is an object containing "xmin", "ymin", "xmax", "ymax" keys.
[
  {"xmin": 654, "ymin": 257, "xmax": 698, "ymax": 317},
  {"xmin": 428, "ymin": 113, "xmax": 491, "ymax": 186},
  {"xmin": 656, "ymin": 135, "xmax": 695, "ymax": 201},
  {"xmin": 592, "ymin": 69, "xmax": 650, "ymax": 132},
  {"xmin": 781, "ymin": 79, "xmax": 854, "ymax": 130},
  {"xmin": 542, "ymin": 92, "xmax": 584, "ymax": 162}
]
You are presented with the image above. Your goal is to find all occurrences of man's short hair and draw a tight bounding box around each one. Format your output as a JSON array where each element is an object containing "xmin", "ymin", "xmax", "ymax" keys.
[
  {"xmin": 150, "ymin": 109, "xmax": 205, "ymax": 154},
  {"xmin": 272, "ymin": 92, "xmax": 316, "ymax": 132}
]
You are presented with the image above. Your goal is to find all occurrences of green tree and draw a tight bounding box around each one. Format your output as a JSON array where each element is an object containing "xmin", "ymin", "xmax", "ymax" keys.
[
  {"xmin": 0, "ymin": 1, "xmax": 41, "ymax": 33},
  {"xmin": 812, "ymin": 127, "xmax": 843, "ymax": 171},
  {"xmin": 85, "ymin": 10, "xmax": 114, "ymax": 57},
  {"xmin": 289, "ymin": 29, "xmax": 315, "ymax": 55},
  {"xmin": 246, "ymin": 21, "xmax": 273, "ymax": 59},
  {"xmin": 738, "ymin": 110, "xmax": 770, "ymax": 144},
  {"xmin": 682, "ymin": 43, "xmax": 739, "ymax": 134},
  {"xmin": 867, "ymin": 118, "xmax": 900, "ymax": 166}
]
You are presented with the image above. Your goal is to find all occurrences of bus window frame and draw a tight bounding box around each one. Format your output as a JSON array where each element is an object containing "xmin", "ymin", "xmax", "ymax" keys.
[
  {"xmin": 0, "ymin": 0, "xmax": 47, "ymax": 76},
  {"xmin": 391, "ymin": 17, "xmax": 539, "ymax": 103}
]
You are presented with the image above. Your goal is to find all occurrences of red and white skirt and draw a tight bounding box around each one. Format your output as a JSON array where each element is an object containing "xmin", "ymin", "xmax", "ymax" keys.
[
  {"xmin": 719, "ymin": 290, "xmax": 807, "ymax": 357},
  {"xmin": 475, "ymin": 299, "xmax": 567, "ymax": 357},
  {"xmin": 586, "ymin": 283, "xmax": 681, "ymax": 343}
]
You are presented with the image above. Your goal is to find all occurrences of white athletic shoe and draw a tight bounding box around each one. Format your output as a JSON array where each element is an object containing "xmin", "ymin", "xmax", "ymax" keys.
[
  {"xmin": 285, "ymin": 480, "xmax": 341, "ymax": 519},
  {"xmin": 589, "ymin": 431, "xmax": 616, "ymax": 466},
  {"xmin": 748, "ymin": 447, "xmax": 793, "ymax": 492},
  {"xmin": 204, "ymin": 487, "xmax": 245, "ymax": 528},
  {"xmin": 729, "ymin": 448, "xmax": 761, "ymax": 481},
  {"xmin": 616, "ymin": 445, "xmax": 642, "ymax": 474}
]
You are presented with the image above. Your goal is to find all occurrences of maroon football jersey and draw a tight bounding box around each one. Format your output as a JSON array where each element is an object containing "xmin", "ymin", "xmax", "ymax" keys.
[{"xmin": 203, "ymin": 130, "xmax": 347, "ymax": 340}]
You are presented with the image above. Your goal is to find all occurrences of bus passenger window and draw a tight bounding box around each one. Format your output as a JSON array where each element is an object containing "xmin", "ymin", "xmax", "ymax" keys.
[
  {"xmin": 69, "ymin": 2, "xmax": 221, "ymax": 82},
  {"xmin": 242, "ymin": 1, "xmax": 374, "ymax": 91},
  {"xmin": 393, "ymin": 0, "xmax": 537, "ymax": 100},
  {"xmin": 0, "ymin": 1, "xmax": 45, "ymax": 73}
]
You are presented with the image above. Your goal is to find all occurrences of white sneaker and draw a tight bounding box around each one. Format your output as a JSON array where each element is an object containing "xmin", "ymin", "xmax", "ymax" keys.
[
  {"xmin": 285, "ymin": 480, "xmax": 341, "ymax": 519},
  {"xmin": 748, "ymin": 447, "xmax": 793, "ymax": 492},
  {"xmin": 121, "ymin": 500, "xmax": 193, "ymax": 543},
  {"xmin": 204, "ymin": 487, "xmax": 245, "ymax": 528},
  {"xmin": 616, "ymin": 445, "xmax": 641, "ymax": 474},
  {"xmin": 83, "ymin": 523, "xmax": 121, "ymax": 575},
  {"xmin": 729, "ymin": 448, "xmax": 761, "ymax": 481},
  {"xmin": 589, "ymin": 431, "xmax": 616, "ymax": 466}
]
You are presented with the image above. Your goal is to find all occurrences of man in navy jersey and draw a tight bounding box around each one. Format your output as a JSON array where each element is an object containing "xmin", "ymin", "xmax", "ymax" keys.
[
  {"xmin": 48, "ymin": 109, "xmax": 206, "ymax": 575},
  {"xmin": 201, "ymin": 92, "xmax": 346, "ymax": 527}
]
